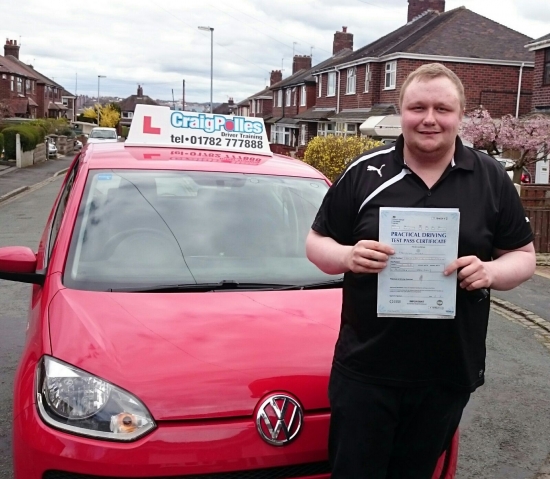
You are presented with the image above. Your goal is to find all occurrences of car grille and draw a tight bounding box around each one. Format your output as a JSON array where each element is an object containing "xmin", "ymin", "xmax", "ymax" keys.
[{"xmin": 43, "ymin": 461, "xmax": 331, "ymax": 479}]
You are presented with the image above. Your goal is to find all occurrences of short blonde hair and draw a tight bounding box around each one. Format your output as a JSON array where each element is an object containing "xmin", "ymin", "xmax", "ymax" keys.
[{"xmin": 399, "ymin": 63, "xmax": 466, "ymax": 111}]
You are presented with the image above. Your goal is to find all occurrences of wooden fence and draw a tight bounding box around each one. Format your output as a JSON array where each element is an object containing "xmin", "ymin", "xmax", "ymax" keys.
[{"xmin": 521, "ymin": 185, "xmax": 550, "ymax": 253}]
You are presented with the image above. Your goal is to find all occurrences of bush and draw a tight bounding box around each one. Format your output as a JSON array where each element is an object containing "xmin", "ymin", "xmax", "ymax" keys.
[
  {"xmin": 303, "ymin": 135, "xmax": 383, "ymax": 181},
  {"xmin": 121, "ymin": 126, "xmax": 130, "ymax": 139},
  {"xmin": 2, "ymin": 125, "xmax": 46, "ymax": 159}
]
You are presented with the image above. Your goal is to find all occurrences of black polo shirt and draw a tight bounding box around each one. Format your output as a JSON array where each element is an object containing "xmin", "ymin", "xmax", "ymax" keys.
[{"xmin": 312, "ymin": 135, "xmax": 534, "ymax": 392}]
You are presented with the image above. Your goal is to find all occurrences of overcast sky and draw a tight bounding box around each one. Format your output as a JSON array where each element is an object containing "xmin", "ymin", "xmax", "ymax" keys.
[{"xmin": 2, "ymin": 0, "xmax": 549, "ymax": 104}]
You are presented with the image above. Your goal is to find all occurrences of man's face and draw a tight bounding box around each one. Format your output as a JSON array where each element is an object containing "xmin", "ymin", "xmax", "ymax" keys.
[{"xmin": 400, "ymin": 76, "xmax": 463, "ymax": 158}]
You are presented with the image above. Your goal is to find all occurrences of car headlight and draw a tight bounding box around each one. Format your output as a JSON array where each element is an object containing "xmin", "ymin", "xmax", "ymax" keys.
[{"xmin": 36, "ymin": 356, "xmax": 156, "ymax": 441}]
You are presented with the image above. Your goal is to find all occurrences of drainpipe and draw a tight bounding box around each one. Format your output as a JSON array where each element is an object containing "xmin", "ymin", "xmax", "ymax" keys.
[
  {"xmin": 336, "ymin": 67, "xmax": 342, "ymax": 114},
  {"xmin": 515, "ymin": 62, "xmax": 524, "ymax": 118}
]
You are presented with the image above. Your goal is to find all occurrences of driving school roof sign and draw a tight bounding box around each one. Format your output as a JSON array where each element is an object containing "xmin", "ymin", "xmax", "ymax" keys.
[{"xmin": 126, "ymin": 104, "xmax": 273, "ymax": 157}]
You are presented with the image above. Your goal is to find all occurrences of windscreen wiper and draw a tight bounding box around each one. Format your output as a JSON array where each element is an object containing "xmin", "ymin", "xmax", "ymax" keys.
[
  {"xmin": 108, "ymin": 280, "xmax": 292, "ymax": 293},
  {"xmin": 274, "ymin": 278, "xmax": 344, "ymax": 291}
]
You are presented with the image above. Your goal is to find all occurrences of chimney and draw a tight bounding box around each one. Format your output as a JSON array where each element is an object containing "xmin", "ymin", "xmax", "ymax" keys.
[
  {"xmin": 137, "ymin": 84, "xmax": 143, "ymax": 96},
  {"xmin": 4, "ymin": 39, "xmax": 20, "ymax": 59},
  {"xmin": 228, "ymin": 97, "xmax": 234, "ymax": 106},
  {"xmin": 292, "ymin": 55, "xmax": 312, "ymax": 74},
  {"xmin": 270, "ymin": 70, "xmax": 282, "ymax": 86},
  {"xmin": 333, "ymin": 27, "xmax": 353, "ymax": 55},
  {"xmin": 407, "ymin": 0, "xmax": 445, "ymax": 21}
]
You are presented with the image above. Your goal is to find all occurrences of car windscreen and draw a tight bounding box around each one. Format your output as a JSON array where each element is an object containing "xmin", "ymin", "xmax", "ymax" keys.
[
  {"xmin": 64, "ymin": 170, "xmax": 336, "ymax": 291},
  {"xmin": 89, "ymin": 130, "xmax": 117, "ymax": 139}
]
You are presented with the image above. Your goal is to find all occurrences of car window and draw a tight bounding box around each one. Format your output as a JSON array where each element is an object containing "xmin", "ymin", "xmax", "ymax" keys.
[
  {"xmin": 64, "ymin": 170, "xmax": 332, "ymax": 291},
  {"xmin": 90, "ymin": 130, "xmax": 117, "ymax": 139},
  {"xmin": 46, "ymin": 158, "xmax": 80, "ymax": 263}
]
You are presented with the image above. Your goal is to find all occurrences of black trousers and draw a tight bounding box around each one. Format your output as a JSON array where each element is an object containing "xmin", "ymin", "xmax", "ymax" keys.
[{"xmin": 328, "ymin": 367, "xmax": 470, "ymax": 479}]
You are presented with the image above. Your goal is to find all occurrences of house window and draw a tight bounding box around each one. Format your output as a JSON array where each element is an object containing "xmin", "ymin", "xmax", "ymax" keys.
[
  {"xmin": 318, "ymin": 122, "xmax": 335, "ymax": 137},
  {"xmin": 257, "ymin": 100, "xmax": 262, "ymax": 113},
  {"xmin": 292, "ymin": 87, "xmax": 296, "ymax": 106},
  {"xmin": 277, "ymin": 90, "xmax": 283, "ymax": 108},
  {"xmin": 327, "ymin": 72, "xmax": 336, "ymax": 96},
  {"xmin": 251, "ymin": 99, "xmax": 256, "ymax": 114},
  {"xmin": 273, "ymin": 92, "xmax": 276, "ymax": 105},
  {"xmin": 346, "ymin": 67, "xmax": 356, "ymax": 94},
  {"xmin": 300, "ymin": 85, "xmax": 306, "ymax": 106},
  {"xmin": 365, "ymin": 64, "xmax": 371, "ymax": 92},
  {"xmin": 62, "ymin": 98, "xmax": 68, "ymax": 106},
  {"xmin": 25, "ymin": 79, "xmax": 30, "ymax": 91},
  {"xmin": 10, "ymin": 76, "xmax": 14, "ymax": 91},
  {"xmin": 17, "ymin": 77, "xmax": 22, "ymax": 93},
  {"xmin": 1, "ymin": 74, "xmax": 6, "ymax": 79},
  {"xmin": 385, "ymin": 61, "xmax": 397, "ymax": 89},
  {"xmin": 285, "ymin": 89, "xmax": 291, "ymax": 107},
  {"xmin": 271, "ymin": 125, "xmax": 296, "ymax": 146},
  {"xmin": 300, "ymin": 124, "xmax": 307, "ymax": 146},
  {"xmin": 335, "ymin": 122, "xmax": 357, "ymax": 137},
  {"xmin": 544, "ymin": 48, "xmax": 550, "ymax": 85},
  {"xmin": 122, "ymin": 111, "xmax": 134, "ymax": 119},
  {"xmin": 318, "ymin": 75, "xmax": 322, "ymax": 97}
]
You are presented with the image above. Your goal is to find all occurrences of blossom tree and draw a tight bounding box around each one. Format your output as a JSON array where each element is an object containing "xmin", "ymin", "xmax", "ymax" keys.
[{"xmin": 460, "ymin": 108, "xmax": 550, "ymax": 184}]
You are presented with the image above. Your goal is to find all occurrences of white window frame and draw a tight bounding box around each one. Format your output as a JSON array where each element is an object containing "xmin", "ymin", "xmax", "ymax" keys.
[
  {"xmin": 16, "ymin": 77, "xmax": 22, "ymax": 93},
  {"xmin": 384, "ymin": 61, "xmax": 397, "ymax": 90},
  {"xmin": 327, "ymin": 72, "xmax": 336, "ymax": 97},
  {"xmin": 285, "ymin": 89, "xmax": 291, "ymax": 107},
  {"xmin": 317, "ymin": 122, "xmax": 335, "ymax": 137},
  {"xmin": 364, "ymin": 63, "xmax": 371, "ymax": 92},
  {"xmin": 271, "ymin": 125, "xmax": 297, "ymax": 146},
  {"xmin": 277, "ymin": 90, "xmax": 283, "ymax": 108},
  {"xmin": 273, "ymin": 92, "xmax": 276, "ymax": 105},
  {"xmin": 346, "ymin": 67, "xmax": 356, "ymax": 94},
  {"xmin": 257, "ymin": 100, "xmax": 262, "ymax": 113},
  {"xmin": 300, "ymin": 124, "xmax": 307, "ymax": 146},
  {"xmin": 122, "ymin": 111, "xmax": 133, "ymax": 119},
  {"xmin": 251, "ymin": 99, "xmax": 256, "ymax": 114},
  {"xmin": 317, "ymin": 75, "xmax": 322, "ymax": 97},
  {"xmin": 10, "ymin": 76, "xmax": 14, "ymax": 91},
  {"xmin": 292, "ymin": 87, "xmax": 296, "ymax": 106},
  {"xmin": 300, "ymin": 85, "xmax": 306, "ymax": 106}
]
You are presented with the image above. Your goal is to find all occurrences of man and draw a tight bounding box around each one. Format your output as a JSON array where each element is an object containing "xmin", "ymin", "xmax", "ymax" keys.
[{"xmin": 306, "ymin": 63, "xmax": 536, "ymax": 478}]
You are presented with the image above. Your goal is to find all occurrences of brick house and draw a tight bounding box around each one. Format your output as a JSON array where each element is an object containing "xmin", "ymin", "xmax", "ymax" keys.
[
  {"xmin": 0, "ymin": 40, "xmax": 39, "ymax": 118},
  {"xmin": 0, "ymin": 39, "xmax": 73, "ymax": 119},
  {"xmin": 118, "ymin": 85, "xmax": 158, "ymax": 127},
  {"xmin": 236, "ymin": 70, "xmax": 282, "ymax": 139},
  {"xmin": 526, "ymin": 33, "xmax": 550, "ymax": 113},
  {"xmin": 310, "ymin": 0, "xmax": 535, "ymax": 143},
  {"xmin": 269, "ymin": 38, "xmax": 354, "ymax": 154}
]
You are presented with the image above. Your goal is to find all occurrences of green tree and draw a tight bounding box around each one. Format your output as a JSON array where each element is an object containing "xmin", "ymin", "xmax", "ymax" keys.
[{"xmin": 303, "ymin": 134, "xmax": 383, "ymax": 181}]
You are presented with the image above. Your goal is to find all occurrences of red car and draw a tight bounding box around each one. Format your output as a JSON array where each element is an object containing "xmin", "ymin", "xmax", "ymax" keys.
[{"xmin": 0, "ymin": 106, "xmax": 458, "ymax": 478}]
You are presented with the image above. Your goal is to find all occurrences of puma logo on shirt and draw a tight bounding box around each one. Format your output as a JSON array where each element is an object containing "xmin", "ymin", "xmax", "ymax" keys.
[{"xmin": 367, "ymin": 164, "xmax": 385, "ymax": 177}]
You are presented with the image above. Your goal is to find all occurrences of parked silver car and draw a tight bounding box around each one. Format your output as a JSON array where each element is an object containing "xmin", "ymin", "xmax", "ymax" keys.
[{"xmin": 47, "ymin": 142, "xmax": 58, "ymax": 159}]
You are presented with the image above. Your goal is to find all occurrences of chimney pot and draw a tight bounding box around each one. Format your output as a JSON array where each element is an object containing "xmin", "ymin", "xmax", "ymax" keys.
[{"xmin": 342, "ymin": 26, "xmax": 347, "ymax": 33}]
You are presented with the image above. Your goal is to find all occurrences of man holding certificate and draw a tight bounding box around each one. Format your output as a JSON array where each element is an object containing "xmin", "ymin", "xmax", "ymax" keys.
[{"xmin": 306, "ymin": 63, "xmax": 536, "ymax": 478}]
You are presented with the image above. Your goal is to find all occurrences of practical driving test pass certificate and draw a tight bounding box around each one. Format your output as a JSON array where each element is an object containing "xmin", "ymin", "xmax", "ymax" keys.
[{"xmin": 377, "ymin": 207, "xmax": 460, "ymax": 319}]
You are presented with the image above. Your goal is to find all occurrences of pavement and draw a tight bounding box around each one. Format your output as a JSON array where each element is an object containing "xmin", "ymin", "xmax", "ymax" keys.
[{"xmin": 0, "ymin": 154, "xmax": 73, "ymax": 202}]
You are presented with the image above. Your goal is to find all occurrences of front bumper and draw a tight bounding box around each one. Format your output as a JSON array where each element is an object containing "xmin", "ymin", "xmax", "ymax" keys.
[{"xmin": 13, "ymin": 404, "xmax": 331, "ymax": 478}]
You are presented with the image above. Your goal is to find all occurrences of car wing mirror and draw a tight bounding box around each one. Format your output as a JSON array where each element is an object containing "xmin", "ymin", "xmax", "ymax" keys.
[{"xmin": 0, "ymin": 246, "xmax": 45, "ymax": 285}]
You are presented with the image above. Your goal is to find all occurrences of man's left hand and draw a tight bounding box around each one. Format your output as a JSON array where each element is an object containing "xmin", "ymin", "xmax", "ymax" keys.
[{"xmin": 444, "ymin": 256, "xmax": 492, "ymax": 291}]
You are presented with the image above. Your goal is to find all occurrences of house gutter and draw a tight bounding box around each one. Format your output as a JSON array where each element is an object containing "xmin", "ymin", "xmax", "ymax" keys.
[{"xmin": 515, "ymin": 62, "xmax": 524, "ymax": 118}]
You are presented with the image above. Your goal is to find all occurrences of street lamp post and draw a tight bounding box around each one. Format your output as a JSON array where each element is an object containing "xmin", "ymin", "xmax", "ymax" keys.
[
  {"xmin": 198, "ymin": 26, "xmax": 214, "ymax": 113},
  {"xmin": 97, "ymin": 75, "xmax": 106, "ymax": 125}
]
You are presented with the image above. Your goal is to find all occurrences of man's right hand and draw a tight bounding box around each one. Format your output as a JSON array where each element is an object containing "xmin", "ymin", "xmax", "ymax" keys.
[{"xmin": 345, "ymin": 240, "xmax": 395, "ymax": 274}]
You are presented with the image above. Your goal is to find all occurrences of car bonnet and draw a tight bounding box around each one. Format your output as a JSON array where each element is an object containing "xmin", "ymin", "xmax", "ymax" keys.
[{"xmin": 48, "ymin": 288, "xmax": 341, "ymax": 420}]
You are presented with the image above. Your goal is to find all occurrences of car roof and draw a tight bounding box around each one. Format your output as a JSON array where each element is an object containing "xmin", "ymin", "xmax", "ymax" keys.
[{"xmin": 80, "ymin": 142, "xmax": 327, "ymax": 179}]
